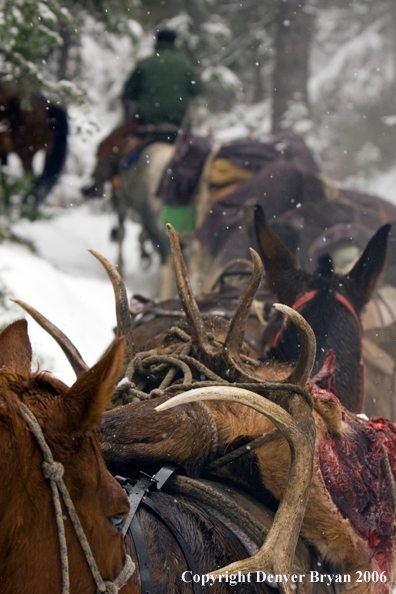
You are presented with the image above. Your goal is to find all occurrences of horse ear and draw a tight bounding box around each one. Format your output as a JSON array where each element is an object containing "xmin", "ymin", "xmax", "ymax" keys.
[
  {"xmin": 0, "ymin": 319, "xmax": 32, "ymax": 376},
  {"xmin": 345, "ymin": 224, "xmax": 391, "ymax": 310},
  {"xmin": 65, "ymin": 337, "xmax": 125, "ymax": 432},
  {"xmin": 254, "ymin": 204, "xmax": 304, "ymax": 304}
]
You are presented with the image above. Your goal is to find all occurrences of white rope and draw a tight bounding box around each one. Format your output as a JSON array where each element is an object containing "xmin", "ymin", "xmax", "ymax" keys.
[{"xmin": 18, "ymin": 402, "xmax": 135, "ymax": 594}]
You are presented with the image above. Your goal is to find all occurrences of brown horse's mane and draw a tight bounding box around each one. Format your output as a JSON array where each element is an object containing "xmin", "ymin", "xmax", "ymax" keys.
[{"xmin": 0, "ymin": 369, "xmax": 84, "ymax": 461}]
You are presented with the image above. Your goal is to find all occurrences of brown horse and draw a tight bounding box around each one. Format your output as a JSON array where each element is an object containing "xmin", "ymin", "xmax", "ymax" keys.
[
  {"xmin": 0, "ymin": 318, "xmax": 136, "ymax": 594},
  {"xmin": 0, "ymin": 83, "xmax": 68, "ymax": 207}
]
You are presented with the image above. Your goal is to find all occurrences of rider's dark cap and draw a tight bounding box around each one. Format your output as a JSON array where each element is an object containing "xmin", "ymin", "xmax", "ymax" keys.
[{"xmin": 156, "ymin": 29, "xmax": 177, "ymax": 43}]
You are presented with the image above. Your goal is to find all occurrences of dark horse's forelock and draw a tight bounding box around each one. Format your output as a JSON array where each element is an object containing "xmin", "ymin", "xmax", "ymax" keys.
[{"xmin": 316, "ymin": 253, "xmax": 334, "ymax": 278}]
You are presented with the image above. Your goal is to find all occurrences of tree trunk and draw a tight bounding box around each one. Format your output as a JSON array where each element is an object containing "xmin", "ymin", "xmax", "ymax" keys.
[
  {"xmin": 272, "ymin": 0, "xmax": 311, "ymax": 132},
  {"xmin": 389, "ymin": 0, "xmax": 396, "ymax": 90},
  {"xmin": 57, "ymin": 26, "xmax": 72, "ymax": 81}
]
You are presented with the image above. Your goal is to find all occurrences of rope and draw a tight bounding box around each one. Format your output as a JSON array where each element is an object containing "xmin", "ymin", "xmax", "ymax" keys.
[
  {"xmin": 110, "ymin": 320, "xmax": 313, "ymax": 469},
  {"xmin": 207, "ymin": 428, "xmax": 280, "ymax": 471},
  {"xmin": 195, "ymin": 401, "xmax": 219, "ymax": 461},
  {"xmin": 20, "ymin": 404, "xmax": 71, "ymax": 593},
  {"xmin": 111, "ymin": 321, "xmax": 314, "ymax": 414},
  {"xmin": 18, "ymin": 402, "xmax": 135, "ymax": 594}
]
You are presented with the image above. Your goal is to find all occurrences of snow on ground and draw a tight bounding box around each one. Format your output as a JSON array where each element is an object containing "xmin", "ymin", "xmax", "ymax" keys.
[{"xmin": 0, "ymin": 201, "xmax": 159, "ymax": 386}]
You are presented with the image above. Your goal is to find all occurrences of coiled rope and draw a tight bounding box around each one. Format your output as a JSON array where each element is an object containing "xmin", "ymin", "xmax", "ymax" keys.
[{"xmin": 111, "ymin": 325, "xmax": 313, "ymax": 467}]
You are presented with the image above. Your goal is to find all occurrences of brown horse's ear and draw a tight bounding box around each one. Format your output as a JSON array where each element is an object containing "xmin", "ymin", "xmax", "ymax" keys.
[
  {"xmin": 65, "ymin": 337, "xmax": 125, "ymax": 432},
  {"xmin": 254, "ymin": 204, "xmax": 304, "ymax": 304},
  {"xmin": 345, "ymin": 224, "xmax": 391, "ymax": 311},
  {"xmin": 0, "ymin": 319, "xmax": 32, "ymax": 376}
]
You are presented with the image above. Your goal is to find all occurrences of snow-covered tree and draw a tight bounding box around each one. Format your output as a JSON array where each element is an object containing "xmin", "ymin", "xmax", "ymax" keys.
[{"xmin": 0, "ymin": 0, "xmax": 82, "ymax": 103}]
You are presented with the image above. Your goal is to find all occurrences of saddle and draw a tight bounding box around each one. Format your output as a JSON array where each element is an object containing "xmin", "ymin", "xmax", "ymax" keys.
[
  {"xmin": 134, "ymin": 122, "xmax": 180, "ymax": 143},
  {"xmin": 117, "ymin": 466, "xmax": 339, "ymax": 594}
]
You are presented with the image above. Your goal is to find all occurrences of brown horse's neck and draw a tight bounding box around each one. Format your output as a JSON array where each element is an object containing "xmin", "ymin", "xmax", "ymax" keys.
[{"xmin": 0, "ymin": 402, "xmax": 63, "ymax": 592}]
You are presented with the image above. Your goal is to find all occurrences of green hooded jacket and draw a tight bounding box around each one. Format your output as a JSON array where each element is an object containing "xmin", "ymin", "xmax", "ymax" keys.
[{"xmin": 121, "ymin": 40, "xmax": 203, "ymax": 126}]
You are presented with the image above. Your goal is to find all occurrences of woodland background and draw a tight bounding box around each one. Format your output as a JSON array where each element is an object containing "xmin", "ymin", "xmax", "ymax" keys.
[
  {"xmin": 1, "ymin": 0, "xmax": 396, "ymax": 185},
  {"xmin": 0, "ymin": 0, "xmax": 396, "ymax": 380}
]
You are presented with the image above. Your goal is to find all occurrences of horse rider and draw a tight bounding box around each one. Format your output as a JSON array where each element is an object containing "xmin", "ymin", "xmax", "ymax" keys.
[
  {"xmin": 122, "ymin": 28, "xmax": 203, "ymax": 130},
  {"xmin": 82, "ymin": 28, "xmax": 203, "ymax": 200}
]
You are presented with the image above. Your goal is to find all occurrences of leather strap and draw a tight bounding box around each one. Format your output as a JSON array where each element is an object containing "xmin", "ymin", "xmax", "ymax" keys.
[
  {"xmin": 117, "ymin": 475, "xmax": 155, "ymax": 537},
  {"xmin": 153, "ymin": 464, "xmax": 180, "ymax": 490},
  {"xmin": 116, "ymin": 465, "xmax": 180, "ymax": 537},
  {"xmin": 130, "ymin": 515, "xmax": 153, "ymax": 594},
  {"xmin": 142, "ymin": 496, "xmax": 202, "ymax": 594},
  {"xmin": 334, "ymin": 292, "xmax": 362, "ymax": 339}
]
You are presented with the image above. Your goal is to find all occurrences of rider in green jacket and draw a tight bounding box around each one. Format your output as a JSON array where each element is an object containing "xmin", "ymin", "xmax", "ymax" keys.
[
  {"xmin": 120, "ymin": 29, "xmax": 203, "ymax": 237},
  {"xmin": 83, "ymin": 29, "xmax": 203, "ymax": 241},
  {"xmin": 121, "ymin": 29, "xmax": 203, "ymax": 127}
]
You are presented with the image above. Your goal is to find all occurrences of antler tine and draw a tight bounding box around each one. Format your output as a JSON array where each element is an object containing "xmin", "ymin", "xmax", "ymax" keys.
[
  {"xmin": 221, "ymin": 248, "xmax": 263, "ymax": 361},
  {"xmin": 167, "ymin": 224, "xmax": 213, "ymax": 353},
  {"xmin": 10, "ymin": 299, "xmax": 88, "ymax": 378},
  {"xmin": 275, "ymin": 304, "xmax": 316, "ymax": 388},
  {"xmin": 88, "ymin": 249, "xmax": 137, "ymax": 361},
  {"xmin": 156, "ymin": 386, "xmax": 316, "ymax": 594},
  {"xmin": 220, "ymin": 302, "xmax": 315, "ymax": 388}
]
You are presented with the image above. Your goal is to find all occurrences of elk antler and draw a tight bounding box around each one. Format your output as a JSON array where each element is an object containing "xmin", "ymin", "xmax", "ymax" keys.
[
  {"xmin": 167, "ymin": 224, "xmax": 316, "ymax": 388},
  {"xmin": 220, "ymin": 249, "xmax": 263, "ymax": 375},
  {"xmin": 167, "ymin": 223, "xmax": 215, "ymax": 355},
  {"xmin": 156, "ymin": 385, "xmax": 316, "ymax": 594},
  {"xmin": 10, "ymin": 299, "xmax": 88, "ymax": 377},
  {"xmin": 210, "ymin": 257, "xmax": 254, "ymax": 291},
  {"xmin": 274, "ymin": 303, "xmax": 316, "ymax": 388},
  {"xmin": 88, "ymin": 249, "xmax": 137, "ymax": 363}
]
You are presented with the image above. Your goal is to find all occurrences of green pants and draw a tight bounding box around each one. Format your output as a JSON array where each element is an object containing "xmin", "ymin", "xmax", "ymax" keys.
[{"xmin": 159, "ymin": 204, "xmax": 197, "ymax": 235}]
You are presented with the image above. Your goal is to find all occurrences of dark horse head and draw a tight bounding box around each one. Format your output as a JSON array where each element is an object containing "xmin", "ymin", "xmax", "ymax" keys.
[{"xmin": 254, "ymin": 205, "xmax": 390, "ymax": 413}]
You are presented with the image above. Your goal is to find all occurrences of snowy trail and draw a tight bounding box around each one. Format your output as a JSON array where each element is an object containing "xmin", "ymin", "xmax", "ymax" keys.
[{"xmin": 0, "ymin": 202, "xmax": 160, "ymax": 385}]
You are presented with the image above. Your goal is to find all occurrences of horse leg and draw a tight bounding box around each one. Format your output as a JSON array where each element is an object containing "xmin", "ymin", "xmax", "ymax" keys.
[
  {"xmin": 138, "ymin": 229, "xmax": 153, "ymax": 269},
  {"xmin": 159, "ymin": 255, "xmax": 175, "ymax": 300},
  {"xmin": 0, "ymin": 154, "xmax": 11, "ymax": 209},
  {"xmin": 110, "ymin": 182, "xmax": 126, "ymax": 276},
  {"xmin": 116, "ymin": 213, "xmax": 125, "ymax": 277},
  {"xmin": 82, "ymin": 156, "xmax": 116, "ymax": 199},
  {"xmin": 139, "ymin": 197, "xmax": 170, "ymax": 265},
  {"xmin": 20, "ymin": 152, "xmax": 41, "ymax": 209}
]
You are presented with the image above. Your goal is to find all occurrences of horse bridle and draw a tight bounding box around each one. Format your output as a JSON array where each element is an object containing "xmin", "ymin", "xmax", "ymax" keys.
[
  {"xmin": 18, "ymin": 402, "xmax": 135, "ymax": 594},
  {"xmin": 273, "ymin": 290, "xmax": 365, "ymax": 413}
]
